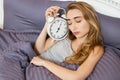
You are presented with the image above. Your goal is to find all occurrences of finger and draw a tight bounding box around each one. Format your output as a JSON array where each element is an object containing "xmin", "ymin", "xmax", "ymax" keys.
[
  {"xmin": 30, "ymin": 61, "xmax": 32, "ymax": 64},
  {"xmin": 30, "ymin": 59, "xmax": 34, "ymax": 64},
  {"xmin": 50, "ymin": 6, "xmax": 60, "ymax": 11},
  {"xmin": 45, "ymin": 6, "xmax": 60, "ymax": 17},
  {"xmin": 50, "ymin": 6, "xmax": 60, "ymax": 17},
  {"xmin": 45, "ymin": 10, "xmax": 53, "ymax": 17},
  {"xmin": 46, "ymin": 9, "xmax": 55, "ymax": 17},
  {"xmin": 30, "ymin": 60, "xmax": 33, "ymax": 63}
]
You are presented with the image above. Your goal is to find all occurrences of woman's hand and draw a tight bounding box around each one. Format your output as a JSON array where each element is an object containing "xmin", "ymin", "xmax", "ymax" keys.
[
  {"xmin": 45, "ymin": 6, "xmax": 60, "ymax": 21},
  {"xmin": 31, "ymin": 56, "xmax": 45, "ymax": 66}
]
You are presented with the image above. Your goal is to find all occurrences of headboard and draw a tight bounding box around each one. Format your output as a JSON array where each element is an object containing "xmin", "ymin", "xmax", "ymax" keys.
[{"xmin": 3, "ymin": 0, "xmax": 120, "ymax": 49}]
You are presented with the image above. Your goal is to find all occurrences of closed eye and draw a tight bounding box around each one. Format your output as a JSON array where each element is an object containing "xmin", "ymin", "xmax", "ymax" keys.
[
  {"xmin": 66, "ymin": 16, "xmax": 82, "ymax": 25},
  {"xmin": 75, "ymin": 18, "xmax": 82, "ymax": 23},
  {"xmin": 74, "ymin": 16, "xmax": 82, "ymax": 23},
  {"xmin": 76, "ymin": 20, "xmax": 81, "ymax": 23}
]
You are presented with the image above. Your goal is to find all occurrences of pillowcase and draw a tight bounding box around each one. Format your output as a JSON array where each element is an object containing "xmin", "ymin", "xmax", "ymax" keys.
[
  {"xmin": 97, "ymin": 13, "xmax": 120, "ymax": 49},
  {"xmin": 4, "ymin": 0, "xmax": 120, "ymax": 49},
  {"xmin": 4, "ymin": 0, "xmax": 70, "ymax": 32},
  {"xmin": 4, "ymin": 0, "xmax": 45, "ymax": 32}
]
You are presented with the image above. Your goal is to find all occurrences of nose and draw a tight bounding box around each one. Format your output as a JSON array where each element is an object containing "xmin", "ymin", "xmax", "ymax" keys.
[{"xmin": 69, "ymin": 22, "xmax": 77, "ymax": 31}]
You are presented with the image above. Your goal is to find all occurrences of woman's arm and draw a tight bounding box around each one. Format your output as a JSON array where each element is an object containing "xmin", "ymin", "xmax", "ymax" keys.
[
  {"xmin": 34, "ymin": 22, "xmax": 55, "ymax": 54},
  {"xmin": 34, "ymin": 6, "xmax": 60, "ymax": 54},
  {"xmin": 31, "ymin": 46, "xmax": 104, "ymax": 80},
  {"xmin": 34, "ymin": 22, "xmax": 48, "ymax": 54}
]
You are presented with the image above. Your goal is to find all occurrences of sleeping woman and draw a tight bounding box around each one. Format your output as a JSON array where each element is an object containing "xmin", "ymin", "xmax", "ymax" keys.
[{"xmin": 31, "ymin": 1, "xmax": 104, "ymax": 80}]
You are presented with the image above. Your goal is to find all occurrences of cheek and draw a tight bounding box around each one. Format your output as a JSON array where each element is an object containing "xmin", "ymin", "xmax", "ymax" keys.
[
  {"xmin": 84, "ymin": 26, "xmax": 90, "ymax": 33},
  {"xmin": 78, "ymin": 22, "xmax": 90, "ymax": 32},
  {"xmin": 68, "ymin": 25, "xmax": 72, "ymax": 31}
]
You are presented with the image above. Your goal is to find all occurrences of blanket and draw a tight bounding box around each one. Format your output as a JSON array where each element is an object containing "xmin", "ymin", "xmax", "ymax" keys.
[
  {"xmin": 26, "ymin": 46, "xmax": 120, "ymax": 80},
  {"xmin": 0, "ymin": 41, "xmax": 36, "ymax": 80},
  {"xmin": 0, "ymin": 29, "xmax": 120, "ymax": 80},
  {"xmin": 0, "ymin": 29, "xmax": 39, "ymax": 51}
]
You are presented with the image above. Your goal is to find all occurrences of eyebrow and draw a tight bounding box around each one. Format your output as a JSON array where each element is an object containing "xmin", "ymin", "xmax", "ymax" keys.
[{"xmin": 66, "ymin": 16, "xmax": 82, "ymax": 21}]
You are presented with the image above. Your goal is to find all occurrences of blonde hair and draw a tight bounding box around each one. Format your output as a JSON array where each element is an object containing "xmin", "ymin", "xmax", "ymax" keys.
[{"xmin": 65, "ymin": 2, "xmax": 104, "ymax": 65}]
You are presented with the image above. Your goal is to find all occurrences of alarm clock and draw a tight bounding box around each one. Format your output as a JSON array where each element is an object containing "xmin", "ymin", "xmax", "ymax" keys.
[{"xmin": 47, "ymin": 8, "xmax": 68, "ymax": 41}]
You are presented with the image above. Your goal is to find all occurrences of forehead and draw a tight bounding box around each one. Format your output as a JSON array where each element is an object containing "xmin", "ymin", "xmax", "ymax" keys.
[{"xmin": 66, "ymin": 9, "xmax": 83, "ymax": 19}]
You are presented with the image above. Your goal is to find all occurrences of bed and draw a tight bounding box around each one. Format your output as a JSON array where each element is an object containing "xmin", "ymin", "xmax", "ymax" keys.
[{"xmin": 0, "ymin": 0, "xmax": 120, "ymax": 80}]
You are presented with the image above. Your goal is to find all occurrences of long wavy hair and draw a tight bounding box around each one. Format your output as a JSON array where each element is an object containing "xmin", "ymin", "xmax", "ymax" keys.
[{"xmin": 64, "ymin": 2, "xmax": 104, "ymax": 65}]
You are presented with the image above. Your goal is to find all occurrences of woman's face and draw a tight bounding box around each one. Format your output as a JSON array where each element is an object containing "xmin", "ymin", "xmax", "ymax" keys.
[{"xmin": 66, "ymin": 9, "xmax": 90, "ymax": 39}]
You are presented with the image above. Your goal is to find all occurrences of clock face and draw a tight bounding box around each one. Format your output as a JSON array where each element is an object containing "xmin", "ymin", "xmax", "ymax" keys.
[{"xmin": 47, "ymin": 17, "xmax": 68, "ymax": 40}]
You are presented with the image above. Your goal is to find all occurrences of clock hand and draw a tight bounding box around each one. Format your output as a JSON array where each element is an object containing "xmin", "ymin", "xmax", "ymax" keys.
[{"xmin": 56, "ymin": 23, "xmax": 62, "ymax": 33}]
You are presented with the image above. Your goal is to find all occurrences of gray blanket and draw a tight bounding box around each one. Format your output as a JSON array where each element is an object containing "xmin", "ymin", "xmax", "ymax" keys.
[
  {"xmin": 0, "ymin": 29, "xmax": 120, "ymax": 80},
  {"xmin": 26, "ymin": 46, "xmax": 120, "ymax": 80}
]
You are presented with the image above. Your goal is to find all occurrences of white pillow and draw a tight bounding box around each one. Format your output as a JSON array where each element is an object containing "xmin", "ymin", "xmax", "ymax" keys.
[
  {"xmin": 0, "ymin": 0, "xmax": 3, "ymax": 29},
  {"xmin": 55, "ymin": 0, "xmax": 120, "ymax": 18},
  {"xmin": 79, "ymin": 0, "xmax": 120, "ymax": 18}
]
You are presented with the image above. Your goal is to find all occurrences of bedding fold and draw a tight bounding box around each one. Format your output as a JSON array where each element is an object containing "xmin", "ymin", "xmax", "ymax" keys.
[
  {"xmin": 0, "ymin": 29, "xmax": 39, "ymax": 51},
  {"xmin": 26, "ymin": 46, "xmax": 120, "ymax": 80},
  {"xmin": 0, "ymin": 29, "xmax": 120, "ymax": 80},
  {"xmin": 0, "ymin": 41, "xmax": 36, "ymax": 80}
]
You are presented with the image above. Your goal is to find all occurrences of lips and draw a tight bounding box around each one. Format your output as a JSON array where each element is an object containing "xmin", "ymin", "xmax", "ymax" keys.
[{"xmin": 73, "ymin": 31, "xmax": 80, "ymax": 35}]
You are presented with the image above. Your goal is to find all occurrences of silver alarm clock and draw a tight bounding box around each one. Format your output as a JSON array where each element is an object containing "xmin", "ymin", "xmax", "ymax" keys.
[{"xmin": 47, "ymin": 8, "xmax": 68, "ymax": 40}]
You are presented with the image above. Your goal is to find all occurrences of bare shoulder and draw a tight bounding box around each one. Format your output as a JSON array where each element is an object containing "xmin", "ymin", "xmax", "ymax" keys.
[
  {"xmin": 94, "ymin": 45, "xmax": 104, "ymax": 54},
  {"xmin": 89, "ymin": 45, "xmax": 104, "ymax": 59}
]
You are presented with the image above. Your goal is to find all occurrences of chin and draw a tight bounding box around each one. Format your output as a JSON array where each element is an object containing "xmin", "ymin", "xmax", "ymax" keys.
[
  {"xmin": 76, "ymin": 36, "xmax": 80, "ymax": 39},
  {"xmin": 76, "ymin": 35, "xmax": 85, "ymax": 39}
]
